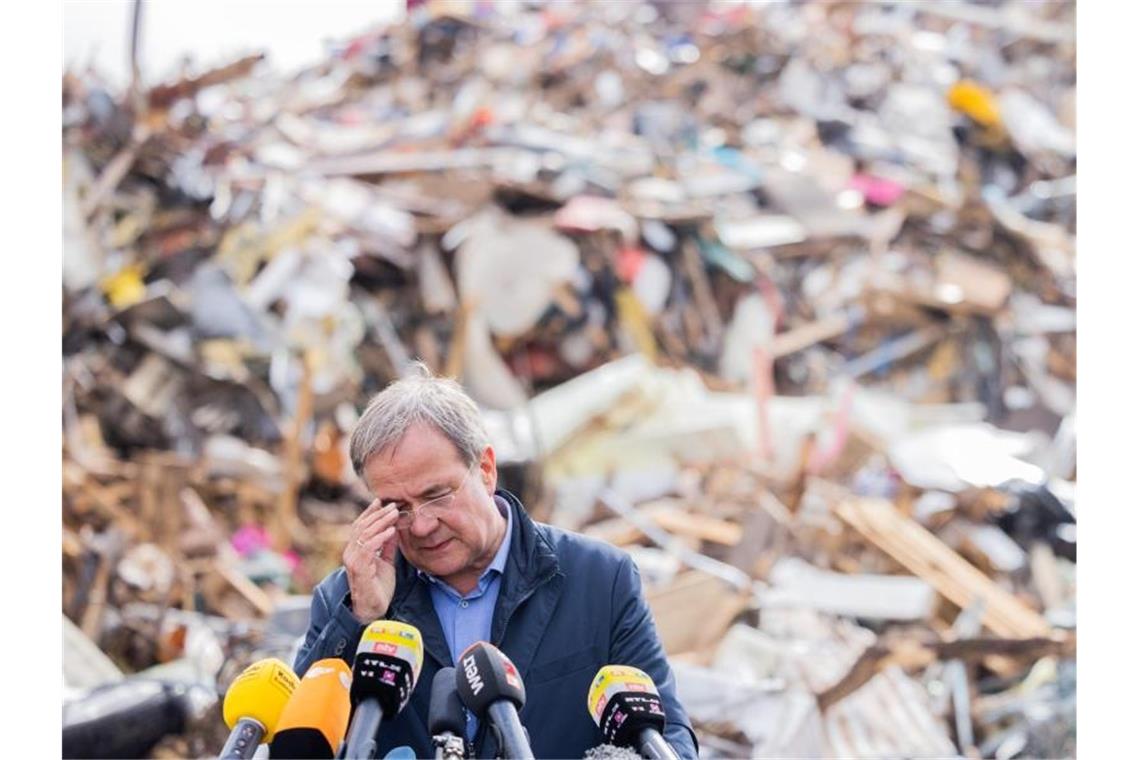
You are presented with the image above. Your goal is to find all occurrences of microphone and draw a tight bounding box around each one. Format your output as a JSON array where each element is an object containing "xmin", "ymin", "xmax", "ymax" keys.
[
  {"xmin": 583, "ymin": 745, "xmax": 644, "ymax": 760},
  {"xmin": 587, "ymin": 666, "xmax": 679, "ymax": 760},
  {"xmin": 342, "ymin": 621, "xmax": 425, "ymax": 759},
  {"xmin": 428, "ymin": 667, "xmax": 468, "ymax": 760},
  {"xmin": 218, "ymin": 657, "xmax": 299, "ymax": 759},
  {"xmin": 454, "ymin": 642, "xmax": 534, "ymax": 760},
  {"xmin": 269, "ymin": 658, "xmax": 353, "ymax": 759},
  {"xmin": 64, "ymin": 680, "xmax": 216, "ymax": 759}
]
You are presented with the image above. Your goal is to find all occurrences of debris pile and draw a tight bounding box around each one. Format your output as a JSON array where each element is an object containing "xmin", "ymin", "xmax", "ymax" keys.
[{"xmin": 62, "ymin": 1, "xmax": 1075, "ymax": 757}]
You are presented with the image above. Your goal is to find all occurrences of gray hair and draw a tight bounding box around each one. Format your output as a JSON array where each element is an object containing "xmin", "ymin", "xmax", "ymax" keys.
[{"xmin": 350, "ymin": 362, "xmax": 489, "ymax": 476}]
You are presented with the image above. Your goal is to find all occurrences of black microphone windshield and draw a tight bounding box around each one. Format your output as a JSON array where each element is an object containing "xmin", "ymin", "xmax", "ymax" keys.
[
  {"xmin": 429, "ymin": 667, "xmax": 467, "ymax": 737},
  {"xmin": 454, "ymin": 641, "xmax": 526, "ymax": 717}
]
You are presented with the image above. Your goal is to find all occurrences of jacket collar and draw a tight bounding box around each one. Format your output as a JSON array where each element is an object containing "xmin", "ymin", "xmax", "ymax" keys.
[{"xmin": 489, "ymin": 489, "xmax": 561, "ymax": 645}]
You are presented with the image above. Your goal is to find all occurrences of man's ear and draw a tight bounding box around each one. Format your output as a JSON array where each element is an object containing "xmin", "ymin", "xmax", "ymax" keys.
[{"xmin": 479, "ymin": 445, "xmax": 498, "ymax": 494}]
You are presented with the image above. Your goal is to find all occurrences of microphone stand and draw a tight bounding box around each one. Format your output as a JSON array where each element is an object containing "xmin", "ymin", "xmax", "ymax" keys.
[{"xmin": 431, "ymin": 732, "xmax": 466, "ymax": 760}]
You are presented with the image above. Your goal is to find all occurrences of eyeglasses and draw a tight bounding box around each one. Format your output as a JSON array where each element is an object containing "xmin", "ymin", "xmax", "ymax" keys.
[{"xmin": 388, "ymin": 463, "xmax": 478, "ymax": 530}]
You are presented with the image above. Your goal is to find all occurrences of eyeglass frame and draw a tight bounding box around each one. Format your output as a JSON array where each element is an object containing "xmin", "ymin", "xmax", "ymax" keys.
[{"xmin": 386, "ymin": 461, "xmax": 479, "ymax": 530}]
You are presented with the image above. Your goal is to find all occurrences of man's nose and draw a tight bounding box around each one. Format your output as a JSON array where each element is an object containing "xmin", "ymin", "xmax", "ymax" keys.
[{"xmin": 408, "ymin": 508, "xmax": 437, "ymax": 537}]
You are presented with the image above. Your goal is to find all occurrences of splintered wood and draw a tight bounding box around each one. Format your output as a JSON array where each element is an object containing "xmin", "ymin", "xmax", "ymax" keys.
[
  {"xmin": 584, "ymin": 501, "xmax": 743, "ymax": 547},
  {"xmin": 834, "ymin": 498, "xmax": 1050, "ymax": 638},
  {"xmin": 647, "ymin": 571, "xmax": 750, "ymax": 660}
]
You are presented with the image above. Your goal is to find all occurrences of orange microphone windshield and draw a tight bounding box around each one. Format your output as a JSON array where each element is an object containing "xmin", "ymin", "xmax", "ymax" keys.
[{"xmin": 269, "ymin": 658, "xmax": 353, "ymax": 759}]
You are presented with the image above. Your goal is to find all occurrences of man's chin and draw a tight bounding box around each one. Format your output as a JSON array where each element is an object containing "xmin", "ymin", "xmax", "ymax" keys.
[{"xmin": 408, "ymin": 540, "xmax": 461, "ymax": 574}]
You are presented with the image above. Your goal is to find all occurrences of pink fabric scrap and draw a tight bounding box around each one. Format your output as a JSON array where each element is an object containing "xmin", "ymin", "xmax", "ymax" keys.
[
  {"xmin": 231, "ymin": 524, "xmax": 271, "ymax": 557},
  {"xmin": 849, "ymin": 174, "xmax": 906, "ymax": 206}
]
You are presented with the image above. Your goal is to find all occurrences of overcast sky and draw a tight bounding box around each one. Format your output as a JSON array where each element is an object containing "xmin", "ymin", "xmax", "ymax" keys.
[{"xmin": 63, "ymin": 0, "xmax": 406, "ymax": 90}]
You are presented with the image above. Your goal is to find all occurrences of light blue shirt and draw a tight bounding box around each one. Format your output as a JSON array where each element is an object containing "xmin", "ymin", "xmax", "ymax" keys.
[{"xmin": 419, "ymin": 495, "xmax": 512, "ymax": 742}]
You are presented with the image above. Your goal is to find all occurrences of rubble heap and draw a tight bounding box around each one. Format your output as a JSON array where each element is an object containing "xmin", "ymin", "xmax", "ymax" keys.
[{"xmin": 62, "ymin": 1, "xmax": 1075, "ymax": 757}]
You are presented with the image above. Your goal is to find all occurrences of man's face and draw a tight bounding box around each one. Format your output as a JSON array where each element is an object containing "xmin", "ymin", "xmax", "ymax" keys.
[{"xmin": 361, "ymin": 422, "xmax": 504, "ymax": 594}]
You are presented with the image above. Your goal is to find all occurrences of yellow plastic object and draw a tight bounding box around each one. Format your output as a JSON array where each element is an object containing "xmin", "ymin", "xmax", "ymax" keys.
[
  {"xmin": 358, "ymin": 620, "xmax": 425, "ymax": 683},
  {"xmin": 616, "ymin": 288, "xmax": 658, "ymax": 362},
  {"xmin": 100, "ymin": 264, "xmax": 147, "ymax": 309},
  {"xmin": 947, "ymin": 81, "xmax": 1002, "ymax": 127},
  {"xmin": 274, "ymin": 658, "xmax": 352, "ymax": 752},
  {"xmin": 222, "ymin": 657, "xmax": 299, "ymax": 741},
  {"xmin": 586, "ymin": 665, "xmax": 658, "ymax": 726}
]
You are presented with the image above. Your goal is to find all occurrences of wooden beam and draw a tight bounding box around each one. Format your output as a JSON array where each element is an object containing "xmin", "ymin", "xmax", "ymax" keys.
[
  {"xmin": 63, "ymin": 529, "xmax": 84, "ymax": 560},
  {"xmin": 817, "ymin": 633, "xmax": 1072, "ymax": 713},
  {"xmin": 79, "ymin": 550, "xmax": 113, "ymax": 640},
  {"xmin": 277, "ymin": 352, "xmax": 314, "ymax": 551},
  {"xmin": 211, "ymin": 559, "xmax": 275, "ymax": 618},
  {"xmin": 585, "ymin": 506, "xmax": 743, "ymax": 547},
  {"xmin": 646, "ymin": 571, "xmax": 750, "ymax": 659},
  {"xmin": 771, "ymin": 311, "xmax": 857, "ymax": 359},
  {"xmin": 817, "ymin": 644, "xmax": 890, "ymax": 712},
  {"xmin": 835, "ymin": 498, "xmax": 1051, "ymax": 638},
  {"xmin": 652, "ymin": 509, "xmax": 743, "ymax": 546}
]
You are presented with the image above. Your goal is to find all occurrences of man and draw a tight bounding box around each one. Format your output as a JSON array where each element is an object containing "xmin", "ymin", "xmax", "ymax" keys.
[{"xmin": 295, "ymin": 364, "xmax": 698, "ymax": 759}]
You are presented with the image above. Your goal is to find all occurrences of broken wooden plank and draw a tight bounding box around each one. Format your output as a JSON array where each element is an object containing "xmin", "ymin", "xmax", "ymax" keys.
[
  {"xmin": 651, "ymin": 509, "xmax": 743, "ymax": 546},
  {"xmin": 680, "ymin": 238, "xmax": 724, "ymax": 350},
  {"xmin": 598, "ymin": 490, "xmax": 756, "ymax": 591},
  {"xmin": 817, "ymin": 644, "xmax": 889, "ymax": 712},
  {"xmin": 79, "ymin": 545, "xmax": 114, "ymax": 639},
  {"xmin": 834, "ymin": 498, "xmax": 1051, "ymax": 638},
  {"xmin": 771, "ymin": 309, "xmax": 862, "ymax": 359},
  {"xmin": 646, "ymin": 570, "xmax": 750, "ymax": 660},
  {"xmin": 818, "ymin": 631, "xmax": 1072, "ymax": 715},
  {"xmin": 444, "ymin": 300, "xmax": 470, "ymax": 380},
  {"xmin": 1029, "ymin": 541, "xmax": 1066, "ymax": 611},
  {"xmin": 138, "ymin": 452, "xmax": 191, "ymax": 557},
  {"xmin": 177, "ymin": 487, "xmax": 227, "ymax": 558},
  {"xmin": 209, "ymin": 559, "xmax": 275, "ymax": 618},
  {"xmin": 583, "ymin": 515, "xmax": 645, "ymax": 546},
  {"xmin": 933, "ymin": 251, "xmax": 1012, "ymax": 315},
  {"xmin": 147, "ymin": 53, "xmax": 266, "ymax": 109},
  {"xmin": 65, "ymin": 464, "xmax": 145, "ymax": 538},
  {"xmin": 81, "ymin": 123, "xmax": 152, "ymax": 218},
  {"xmin": 934, "ymin": 634, "xmax": 1074, "ymax": 663},
  {"xmin": 868, "ymin": 252, "xmax": 1012, "ymax": 318},
  {"xmin": 63, "ymin": 528, "xmax": 84, "ymax": 560},
  {"xmin": 585, "ymin": 506, "xmax": 744, "ymax": 547},
  {"xmin": 276, "ymin": 352, "xmax": 314, "ymax": 551},
  {"xmin": 722, "ymin": 502, "xmax": 791, "ymax": 578}
]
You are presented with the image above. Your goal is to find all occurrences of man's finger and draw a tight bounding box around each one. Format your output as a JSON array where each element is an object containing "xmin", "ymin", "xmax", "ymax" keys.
[
  {"xmin": 357, "ymin": 498, "xmax": 384, "ymax": 516},
  {"xmin": 351, "ymin": 503, "xmax": 398, "ymax": 538},
  {"xmin": 378, "ymin": 527, "xmax": 399, "ymax": 564},
  {"xmin": 361, "ymin": 526, "xmax": 397, "ymax": 560}
]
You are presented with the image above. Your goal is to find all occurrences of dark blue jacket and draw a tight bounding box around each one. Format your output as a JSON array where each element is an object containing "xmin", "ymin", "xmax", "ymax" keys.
[{"xmin": 295, "ymin": 489, "xmax": 699, "ymax": 759}]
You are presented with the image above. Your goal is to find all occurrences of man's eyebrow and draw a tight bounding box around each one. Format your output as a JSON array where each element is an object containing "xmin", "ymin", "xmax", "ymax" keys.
[
  {"xmin": 378, "ymin": 478, "xmax": 450, "ymax": 505},
  {"xmin": 414, "ymin": 479, "xmax": 450, "ymax": 498}
]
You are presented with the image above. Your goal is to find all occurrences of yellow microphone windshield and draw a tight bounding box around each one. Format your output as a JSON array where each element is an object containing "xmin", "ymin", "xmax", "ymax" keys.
[
  {"xmin": 587, "ymin": 665, "xmax": 658, "ymax": 726},
  {"xmin": 222, "ymin": 657, "xmax": 299, "ymax": 741},
  {"xmin": 358, "ymin": 620, "xmax": 424, "ymax": 682}
]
